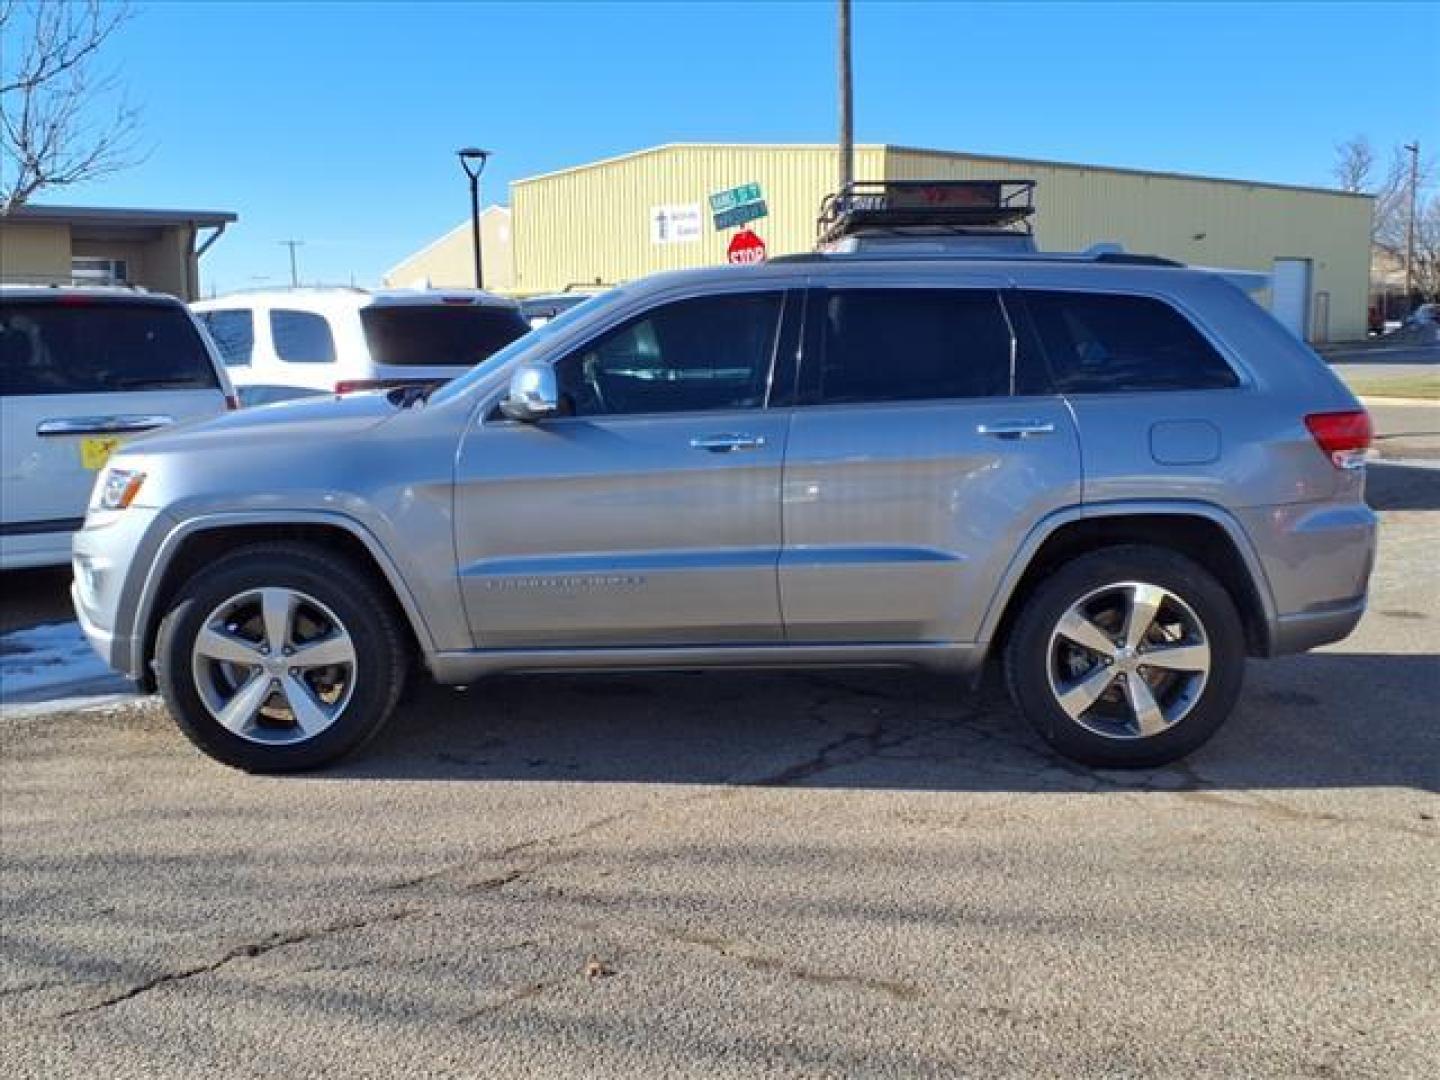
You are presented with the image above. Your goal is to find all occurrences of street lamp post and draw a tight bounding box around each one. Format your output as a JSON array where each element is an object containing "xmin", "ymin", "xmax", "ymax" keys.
[{"xmin": 456, "ymin": 147, "xmax": 492, "ymax": 290}]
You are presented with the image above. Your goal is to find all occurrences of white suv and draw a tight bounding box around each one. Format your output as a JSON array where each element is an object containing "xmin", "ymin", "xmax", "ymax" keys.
[
  {"xmin": 193, "ymin": 288, "xmax": 530, "ymax": 406},
  {"xmin": 1, "ymin": 287, "xmax": 235, "ymax": 570}
]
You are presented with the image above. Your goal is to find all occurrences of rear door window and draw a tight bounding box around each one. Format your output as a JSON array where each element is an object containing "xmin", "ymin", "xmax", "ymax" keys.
[
  {"xmin": 812, "ymin": 289, "xmax": 1013, "ymax": 404},
  {"xmin": 1022, "ymin": 291, "xmax": 1239, "ymax": 392},
  {"xmin": 0, "ymin": 300, "xmax": 221, "ymax": 396},
  {"xmin": 197, "ymin": 309, "xmax": 254, "ymax": 367},
  {"xmin": 360, "ymin": 304, "xmax": 529, "ymax": 368},
  {"xmin": 270, "ymin": 310, "xmax": 337, "ymax": 364}
]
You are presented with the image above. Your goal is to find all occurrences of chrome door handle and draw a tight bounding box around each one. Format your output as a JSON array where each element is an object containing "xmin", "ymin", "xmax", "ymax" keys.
[
  {"xmin": 976, "ymin": 420, "xmax": 1055, "ymax": 439},
  {"xmin": 690, "ymin": 433, "xmax": 767, "ymax": 453},
  {"xmin": 36, "ymin": 415, "xmax": 174, "ymax": 437}
]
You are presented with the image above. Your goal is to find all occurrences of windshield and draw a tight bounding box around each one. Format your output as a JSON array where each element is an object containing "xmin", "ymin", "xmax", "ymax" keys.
[
  {"xmin": 427, "ymin": 288, "xmax": 628, "ymax": 405},
  {"xmin": 361, "ymin": 304, "xmax": 529, "ymax": 367}
]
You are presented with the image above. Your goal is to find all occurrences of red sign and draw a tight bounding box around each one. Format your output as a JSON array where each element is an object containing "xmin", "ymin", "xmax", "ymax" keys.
[{"xmin": 726, "ymin": 228, "xmax": 767, "ymax": 264}]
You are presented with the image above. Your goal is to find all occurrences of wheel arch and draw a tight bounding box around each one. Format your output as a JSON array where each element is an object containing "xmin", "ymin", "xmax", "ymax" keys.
[
  {"xmin": 979, "ymin": 502, "xmax": 1278, "ymax": 661},
  {"xmin": 132, "ymin": 512, "xmax": 435, "ymax": 690}
]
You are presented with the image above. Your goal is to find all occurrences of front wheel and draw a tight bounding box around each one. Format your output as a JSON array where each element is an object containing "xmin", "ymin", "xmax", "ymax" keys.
[
  {"xmin": 155, "ymin": 543, "xmax": 407, "ymax": 772},
  {"xmin": 1004, "ymin": 545, "xmax": 1245, "ymax": 768}
]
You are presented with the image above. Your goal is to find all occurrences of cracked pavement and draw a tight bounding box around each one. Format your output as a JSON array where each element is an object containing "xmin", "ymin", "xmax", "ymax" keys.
[{"xmin": 2, "ymin": 462, "xmax": 1438, "ymax": 1078}]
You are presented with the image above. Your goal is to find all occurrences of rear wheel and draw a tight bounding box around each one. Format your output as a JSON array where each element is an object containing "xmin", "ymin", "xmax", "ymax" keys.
[
  {"xmin": 1004, "ymin": 545, "xmax": 1245, "ymax": 768},
  {"xmin": 156, "ymin": 543, "xmax": 407, "ymax": 772}
]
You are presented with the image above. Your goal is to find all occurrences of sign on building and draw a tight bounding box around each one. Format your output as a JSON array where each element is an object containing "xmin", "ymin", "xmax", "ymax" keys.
[
  {"xmin": 650, "ymin": 204, "xmax": 702, "ymax": 245},
  {"xmin": 709, "ymin": 182, "xmax": 768, "ymax": 231}
]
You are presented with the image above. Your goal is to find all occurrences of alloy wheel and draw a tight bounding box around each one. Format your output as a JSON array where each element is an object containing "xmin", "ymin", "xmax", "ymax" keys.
[
  {"xmin": 1045, "ymin": 581, "xmax": 1211, "ymax": 740},
  {"xmin": 190, "ymin": 587, "xmax": 357, "ymax": 745}
]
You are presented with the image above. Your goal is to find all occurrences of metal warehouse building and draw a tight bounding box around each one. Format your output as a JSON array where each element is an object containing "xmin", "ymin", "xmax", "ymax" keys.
[{"xmin": 496, "ymin": 143, "xmax": 1372, "ymax": 342}]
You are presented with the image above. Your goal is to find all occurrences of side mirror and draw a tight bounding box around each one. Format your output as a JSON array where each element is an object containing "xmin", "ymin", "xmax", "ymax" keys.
[{"xmin": 500, "ymin": 363, "xmax": 559, "ymax": 422}]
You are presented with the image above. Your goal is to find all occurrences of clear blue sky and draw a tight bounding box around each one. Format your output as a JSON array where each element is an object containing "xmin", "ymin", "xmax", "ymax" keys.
[{"xmin": 62, "ymin": 0, "xmax": 1440, "ymax": 292}]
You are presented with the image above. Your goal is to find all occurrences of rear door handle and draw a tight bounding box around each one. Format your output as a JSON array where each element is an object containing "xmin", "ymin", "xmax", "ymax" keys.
[
  {"xmin": 976, "ymin": 420, "xmax": 1055, "ymax": 439},
  {"xmin": 36, "ymin": 415, "xmax": 174, "ymax": 437},
  {"xmin": 690, "ymin": 433, "xmax": 767, "ymax": 453}
]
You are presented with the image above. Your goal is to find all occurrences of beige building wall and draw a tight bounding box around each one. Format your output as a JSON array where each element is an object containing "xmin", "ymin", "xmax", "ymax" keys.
[
  {"xmin": 505, "ymin": 143, "xmax": 1374, "ymax": 341},
  {"xmin": 888, "ymin": 147, "xmax": 1374, "ymax": 341},
  {"xmin": 511, "ymin": 144, "xmax": 886, "ymax": 295},
  {"xmin": 1, "ymin": 219, "xmax": 201, "ymax": 298},
  {"xmin": 383, "ymin": 206, "xmax": 514, "ymax": 291},
  {"xmin": 0, "ymin": 221, "xmax": 72, "ymax": 282}
]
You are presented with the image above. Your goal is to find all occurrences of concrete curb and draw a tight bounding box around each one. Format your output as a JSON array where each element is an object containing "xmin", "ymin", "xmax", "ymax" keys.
[{"xmin": 1358, "ymin": 396, "xmax": 1439, "ymax": 409}]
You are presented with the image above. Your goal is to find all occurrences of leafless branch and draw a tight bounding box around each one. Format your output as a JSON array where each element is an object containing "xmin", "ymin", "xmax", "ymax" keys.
[
  {"xmin": 1331, "ymin": 136, "xmax": 1436, "ymax": 255},
  {"xmin": 0, "ymin": 1, "xmax": 143, "ymax": 212}
]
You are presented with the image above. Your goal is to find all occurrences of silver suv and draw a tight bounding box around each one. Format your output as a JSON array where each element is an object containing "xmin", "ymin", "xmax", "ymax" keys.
[{"xmin": 72, "ymin": 253, "xmax": 1376, "ymax": 772}]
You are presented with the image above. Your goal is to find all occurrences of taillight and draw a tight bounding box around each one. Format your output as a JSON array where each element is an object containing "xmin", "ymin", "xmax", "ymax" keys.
[
  {"xmin": 224, "ymin": 393, "xmax": 239, "ymax": 411},
  {"xmin": 335, "ymin": 380, "xmax": 381, "ymax": 394},
  {"xmin": 1304, "ymin": 410, "xmax": 1372, "ymax": 470}
]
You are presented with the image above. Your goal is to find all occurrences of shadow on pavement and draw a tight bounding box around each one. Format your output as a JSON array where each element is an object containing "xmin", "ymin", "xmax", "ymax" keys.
[
  {"xmin": 1368, "ymin": 461, "xmax": 1440, "ymax": 510},
  {"xmin": 321, "ymin": 646, "xmax": 1438, "ymax": 793},
  {"xmin": 0, "ymin": 567, "xmax": 75, "ymax": 633}
]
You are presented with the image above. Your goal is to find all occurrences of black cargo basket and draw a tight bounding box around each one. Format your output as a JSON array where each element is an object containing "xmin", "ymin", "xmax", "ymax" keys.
[{"xmin": 817, "ymin": 179, "xmax": 1036, "ymax": 244}]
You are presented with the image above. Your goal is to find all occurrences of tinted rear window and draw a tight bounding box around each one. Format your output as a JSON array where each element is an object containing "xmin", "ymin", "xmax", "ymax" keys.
[
  {"xmin": 270, "ymin": 309, "xmax": 337, "ymax": 364},
  {"xmin": 816, "ymin": 289, "xmax": 1013, "ymax": 404},
  {"xmin": 0, "ymin": 301, "xmax": 220, "ymax": 397},
  {"xmin": 197, "ymin": 308, "xmax": 254, "ymax": 366},
  {"xmin": 360, "ymin": 305, "xmax": 529, "ymax": 368},
  {"xmin": 1023, "ymin": 291, "xmax": 1239, "ymax": 392}
]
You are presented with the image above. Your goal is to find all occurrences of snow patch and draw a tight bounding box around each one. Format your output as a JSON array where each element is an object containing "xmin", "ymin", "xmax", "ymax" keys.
[{"xmin": 0, "ymin": 620, "xmax": 132, "ymax": 706}]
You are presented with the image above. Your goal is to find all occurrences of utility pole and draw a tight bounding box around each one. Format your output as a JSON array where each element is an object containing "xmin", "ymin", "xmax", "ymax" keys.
[
  {"xmin": 279, "ymin": 239, "xmax": 304, "ymax": 287},
  {"xmin": 838, "ymin": 0, "xmax": 853, "ymax": 193},
  {"xmin": 1403, "ymin": 141, "xmax": 1420, "ymax": 309}
]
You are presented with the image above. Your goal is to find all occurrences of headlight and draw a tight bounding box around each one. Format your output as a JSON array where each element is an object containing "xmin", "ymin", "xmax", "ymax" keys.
[{"xmin": 95, "ymin": 467, "xmax": 146, "ymax": 511}]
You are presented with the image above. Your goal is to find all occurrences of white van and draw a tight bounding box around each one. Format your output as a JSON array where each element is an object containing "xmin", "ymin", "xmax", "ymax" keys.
[
  {"xmin": 193, "ymin": 288, "xmax": 531, "ymax": 406},
  {"xmin": 1, "ymin": 286, "xmax": 235, "ymax": 570}
]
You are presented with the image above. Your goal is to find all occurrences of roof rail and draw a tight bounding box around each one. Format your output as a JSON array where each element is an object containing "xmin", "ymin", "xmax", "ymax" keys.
[
  {"xmin": 209, "ymin": 284, "xmax": 372, "ymax": 296},
  {"xmin": 817, "ymin": 179, "xmax": 1036, "ymax": 245},
  {"xmin": 767, "ymin": 248, "xmax": 1185, "ymax": 268},
  {"xmin": 0, "ymin": 275, "xmax": 150, "ymax": 292}
]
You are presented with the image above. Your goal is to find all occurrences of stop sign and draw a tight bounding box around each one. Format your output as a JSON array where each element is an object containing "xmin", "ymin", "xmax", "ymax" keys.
[{"xmin": 726, "ymin": 228, "xmax": 767, "ymax": 264}]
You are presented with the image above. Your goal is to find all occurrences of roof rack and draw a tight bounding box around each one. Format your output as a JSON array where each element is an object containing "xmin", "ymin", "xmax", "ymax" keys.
[{"xmin": 816, "ymin": 179, "xmax": 1036, "ymax": 245}]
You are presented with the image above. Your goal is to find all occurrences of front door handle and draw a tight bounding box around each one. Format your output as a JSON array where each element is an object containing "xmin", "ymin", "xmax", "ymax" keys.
[
  {"xmin": 690, "ymin": 433, "xmax": 767, "ymax": 453},
  {"xmin": 976, "ymin": 420, "xmax": 1055, "ymax": 439},
  {"xmin": 36, "ymin": 415, "xmax": 174, "ymax": 437}
]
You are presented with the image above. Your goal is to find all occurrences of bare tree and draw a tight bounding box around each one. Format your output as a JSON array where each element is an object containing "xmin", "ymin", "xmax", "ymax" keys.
[
  {"xmin": 1412, "ymin": 196, "xmax": 1440, "ymax": 302},
  {"xmin": 1335, "ymin": 137, "xmax": 1422, "ymax": 241},
  {"xmin": 0, "ymin": 1, "xmax": 143, "ymax": 212},
  {"xmin": 1332, "ymin": 135, "xmax": 1377, "ymax": 194}
]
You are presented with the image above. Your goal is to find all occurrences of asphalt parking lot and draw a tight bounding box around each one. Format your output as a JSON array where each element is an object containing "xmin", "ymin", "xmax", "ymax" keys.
[{"xmin": 2, "ymin": 461, "xmax": 1437, "ymax": 1078}]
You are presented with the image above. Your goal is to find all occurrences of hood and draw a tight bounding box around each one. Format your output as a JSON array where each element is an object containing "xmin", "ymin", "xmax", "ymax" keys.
[{"xmin": 124, "ymin": 390, "xmax": 399, "ymax": 459}]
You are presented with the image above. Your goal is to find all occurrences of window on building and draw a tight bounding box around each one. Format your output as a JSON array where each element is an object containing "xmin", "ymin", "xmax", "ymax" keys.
[
  {"xmin": 553, "ymin": 292, "xmax": 782, "ymax": 416},
  {"xmin": 71, "ymin": 257, "xmax": 128, "ymax": 286},
  {"xmin": 1023, "ymin": 291, "xmax": 1239, "ymax": 393},
  {"xmin": 197, "ymin": 309, "xmax": 255, "ymax": 367},
  {"xmin": 816, "ymin": 289, "xmax": 1013, "ymax": 404},
  {"xmin": 270, "ymin": 310, "xmax": 336, "ymax": 364}
]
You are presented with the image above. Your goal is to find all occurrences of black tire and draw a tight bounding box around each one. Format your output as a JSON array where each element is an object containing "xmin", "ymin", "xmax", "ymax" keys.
[
  {"xmin": 1004, "ymin": 544, "xmax": 1245, "ymax": 768},
  {"xmin": 155, "ymin": 542, "xmax": 408, "ymax": 772}
]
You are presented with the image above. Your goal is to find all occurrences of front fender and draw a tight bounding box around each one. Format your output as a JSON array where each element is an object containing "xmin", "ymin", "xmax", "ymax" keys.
[{"xmin": 123, "ymin": 510, "xmax": 446, "ymax": 683}]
